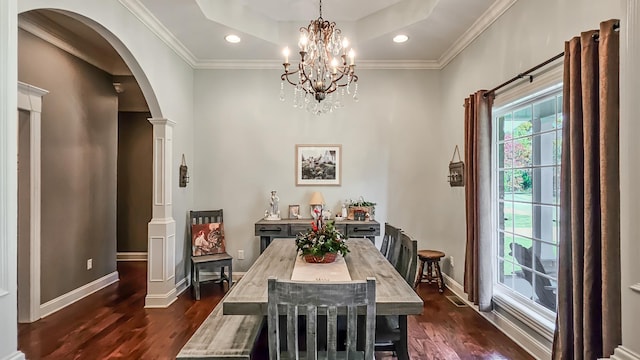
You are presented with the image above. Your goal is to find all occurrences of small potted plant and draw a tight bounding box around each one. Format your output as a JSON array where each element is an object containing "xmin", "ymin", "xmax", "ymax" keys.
[
  {"xmin": 347, "ymin": 197, "xmax": 376, "ymax": 221},
  {"xmin": 295, "ymin": 209, "xmax": 349, "ymax": 263}
]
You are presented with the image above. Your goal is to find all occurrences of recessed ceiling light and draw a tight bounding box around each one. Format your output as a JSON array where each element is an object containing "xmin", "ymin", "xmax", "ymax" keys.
[
  {"xmin": 393, "ymin": 34, "xmax": 409, "ymax": 43},
  {"xmin": 225, "ymin": 34, "xmax": 241, "ymax": 43}
]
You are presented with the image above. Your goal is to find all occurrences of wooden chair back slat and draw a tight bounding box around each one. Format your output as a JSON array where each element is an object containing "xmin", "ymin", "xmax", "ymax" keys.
[{"xmin": 346, "ymin": 306, "xmax": 357, "ymax": 353}]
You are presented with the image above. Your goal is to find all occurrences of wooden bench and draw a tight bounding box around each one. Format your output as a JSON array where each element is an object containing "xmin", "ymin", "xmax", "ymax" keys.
[{"xmin": 177, "ymin": 297, "xmax": 264, "ymax": 359}]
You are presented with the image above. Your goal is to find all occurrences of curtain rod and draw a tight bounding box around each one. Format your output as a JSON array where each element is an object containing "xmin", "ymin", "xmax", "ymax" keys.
[{"xmin": 484, "ymin": 21, "xmax": 620, "ymax": 98}]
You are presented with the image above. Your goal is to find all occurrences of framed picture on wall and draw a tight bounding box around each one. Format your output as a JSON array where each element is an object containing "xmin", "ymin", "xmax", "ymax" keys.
[{"xmin": 295, "ymin": 144, "xmax": 341, "ymax": 186}]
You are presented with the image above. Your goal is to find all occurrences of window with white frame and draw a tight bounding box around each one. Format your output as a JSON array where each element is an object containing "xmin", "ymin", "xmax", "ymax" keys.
[{"xmin": 493, "ymin": 84, "xmax": 562, "ymax": 317}]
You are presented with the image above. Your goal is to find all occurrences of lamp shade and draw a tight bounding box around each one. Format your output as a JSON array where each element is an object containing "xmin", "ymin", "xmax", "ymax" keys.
[{"xmin": 309, "ymin": 192, "xmax": 325, "ymax": 205}]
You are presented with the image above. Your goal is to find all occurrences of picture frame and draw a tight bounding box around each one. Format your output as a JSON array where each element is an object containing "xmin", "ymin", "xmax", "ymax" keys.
[
  {"xmin": 288, "ymin": 205, "xmax": 301, "ymax": 219},
  {"xmin": 295, "ymin": 144, "xmax": 342, "ymax": 186}
]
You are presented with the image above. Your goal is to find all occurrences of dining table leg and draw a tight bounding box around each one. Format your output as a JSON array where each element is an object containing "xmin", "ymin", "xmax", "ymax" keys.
[{"xmin": 397, "ymin": 315, "xmax": 409, "ymax": 360}]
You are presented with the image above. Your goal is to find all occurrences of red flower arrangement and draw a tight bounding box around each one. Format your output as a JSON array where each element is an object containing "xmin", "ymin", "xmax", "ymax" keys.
[{"xmin": 295, "ymin": 209, "xmax": 349, "ymax": 263}]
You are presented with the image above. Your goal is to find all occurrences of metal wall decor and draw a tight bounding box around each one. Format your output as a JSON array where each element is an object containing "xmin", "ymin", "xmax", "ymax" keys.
[
  {"xmin": 179, "ymin": 154, "xmax": 189, "ymax": 187},
  {"xmin": 448, "ymin": 145, "xmax": 464, "ymax": 187}
]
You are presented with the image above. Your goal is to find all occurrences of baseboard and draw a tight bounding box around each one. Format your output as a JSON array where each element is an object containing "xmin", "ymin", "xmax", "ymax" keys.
[
  {"xmin": 0, "ymin": 351, "xmax": 26, "ymax": 360},
  {"xmin": 40, "ymin": 271, "xmax": 119, "ymax": 318},
  {"xmin": 176, "ymin": 276, "xmax": 190, "ymax": 296},
  {"xmin": 145, "ymin": 288, "xmax": 177, "ymax": 308},
  {"xmin": 611, "ymin": 346, "xmax": 640, "ymax": 360},
  {"xmin": 116, "ymin": 252, "xmax": 148, "ymax": 261},
  {"xmin": 442, "ymin": 273, "xmax": 551, "ymax": 360}
]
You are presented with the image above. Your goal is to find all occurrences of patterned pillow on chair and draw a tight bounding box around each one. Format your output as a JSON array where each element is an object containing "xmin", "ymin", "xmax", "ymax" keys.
[{"xmin": 191, "ymin": 222, "xmax": 226, "ymax": 256}]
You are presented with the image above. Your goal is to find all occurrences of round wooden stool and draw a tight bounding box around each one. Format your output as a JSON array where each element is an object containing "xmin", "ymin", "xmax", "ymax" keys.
[{"xmin": 414, "ymin": 250, "xmax": 446, "ymax": 292}]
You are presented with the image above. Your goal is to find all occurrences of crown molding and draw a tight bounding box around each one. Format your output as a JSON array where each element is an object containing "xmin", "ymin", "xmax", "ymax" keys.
[
  {"xmin": 356, "ymin": 60, "xmax": 440, "ymax": 70},
  {"xmin": 438, "ymin": 0, "xmax": 518, "ymax": 69},
  {"xmin": 118, "ymin": 0, "xmax": 198, "ymax": 67},
  {"xmin": 194, "ymin": 59, "xmax": 282, "ymax": 70},
  {"xmin": 120, "ymin": 0, "xmax": 515, "ymax": 71},
  {"xmin": 193, "ymin": 59, "xmax": 440, "ymax": 70}
]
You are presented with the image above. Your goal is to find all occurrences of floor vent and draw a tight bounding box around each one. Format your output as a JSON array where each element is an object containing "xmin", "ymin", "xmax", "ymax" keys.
[{"xmin": 446, "ymin": 295, "xmax": 468, "ymax": 307}]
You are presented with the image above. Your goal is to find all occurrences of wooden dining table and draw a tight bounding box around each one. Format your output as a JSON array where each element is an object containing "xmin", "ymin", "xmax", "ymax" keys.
[{"xmin": 222, "ymin": 238, "xmax": 423, "ymax": 360}]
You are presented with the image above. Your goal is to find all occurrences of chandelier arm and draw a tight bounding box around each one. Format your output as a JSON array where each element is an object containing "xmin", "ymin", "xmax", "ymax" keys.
[{"xmin": 281, "ymin": 72, "xmax": 302, "ymax": 87}]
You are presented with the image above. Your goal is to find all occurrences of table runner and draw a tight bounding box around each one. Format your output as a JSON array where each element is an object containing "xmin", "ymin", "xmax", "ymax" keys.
[{"xmin": 290, "ymin": 253, "xmax": 352, "ymax": 281}]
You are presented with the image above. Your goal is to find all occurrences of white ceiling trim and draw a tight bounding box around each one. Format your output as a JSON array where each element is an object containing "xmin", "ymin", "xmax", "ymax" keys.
[
  {"xmin": 118, "ymin": 0, "xmax": 198, "ymax": 67},
  {"xmin": 193, "ymin": 59, "xmax": 440, "ymax": 70},
  {"xmin": 438, "ymin": 0, "xmax": 517, "ymax": 69},
  {"xmin": 119, "ymin": 0, "xmax": 515, "ymax": 71}
]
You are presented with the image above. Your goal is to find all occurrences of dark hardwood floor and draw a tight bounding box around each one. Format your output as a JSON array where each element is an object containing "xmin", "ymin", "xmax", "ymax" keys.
[{"xmin": 19, "ymin": 262, "xmax": 533, "ymax": 359}]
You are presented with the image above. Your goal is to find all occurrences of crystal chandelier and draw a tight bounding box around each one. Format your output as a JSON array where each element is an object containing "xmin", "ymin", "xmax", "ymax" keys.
[{"xmin": 279, "ymin": 0, "xmax": 359, "ymax": 115}]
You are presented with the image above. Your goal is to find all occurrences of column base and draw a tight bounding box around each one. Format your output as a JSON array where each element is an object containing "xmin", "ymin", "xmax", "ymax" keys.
[{"xmin": 146, "ymin": 217, "xmax": 176, "ymax": 308}]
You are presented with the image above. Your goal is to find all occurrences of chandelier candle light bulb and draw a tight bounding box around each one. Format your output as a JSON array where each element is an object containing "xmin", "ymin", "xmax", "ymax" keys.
[{"xmin": 280, "ymin": 0, "xmax": 359, "ymax": 115}]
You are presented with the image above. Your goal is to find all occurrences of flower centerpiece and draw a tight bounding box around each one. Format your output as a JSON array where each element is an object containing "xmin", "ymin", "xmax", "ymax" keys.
[{"xmin": 295, "ymin": 209, "xmax": 349, "ymax": 263}]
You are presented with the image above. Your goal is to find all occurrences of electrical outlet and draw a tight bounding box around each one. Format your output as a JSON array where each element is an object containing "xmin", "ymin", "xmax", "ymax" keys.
[
  {"xmin": 238, "ymin": 250, "xmax": 245, "ymax": 260},
  {"xmin": 449, "ymin": 256, "xmax": 454, "ymax": 268},
  {"xmin": 87, "ymin": 258, "xmax": 93, "ymax": 270}
]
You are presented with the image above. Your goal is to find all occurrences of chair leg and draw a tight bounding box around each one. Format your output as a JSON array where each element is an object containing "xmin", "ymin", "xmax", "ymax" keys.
[
  {"xmin": 228, "ymin": 263, "xmax": 233, "ymax": 288},
  {"xmin": 426, "ymin": 262, "xmax": 433, "ymax": 283},
  {"xmin": 435, "ymin": 261, "xmax": 444, "ymax": 293},
  {"xmin": 414, "ymin": 259, "xmax": 425, "ymax": 289},
  {"xmin": 194, "ymin": 265, "xmax": 201, "ymax": 301}
]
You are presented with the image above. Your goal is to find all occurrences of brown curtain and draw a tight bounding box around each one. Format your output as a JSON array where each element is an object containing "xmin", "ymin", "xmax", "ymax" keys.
[
  {"xmin": 463, "ymin": 90, "xmax": 494, "ymax": 311},
  {"xmin": 553, "ymin": 19, "xmax": 621, "ymax": 360}
]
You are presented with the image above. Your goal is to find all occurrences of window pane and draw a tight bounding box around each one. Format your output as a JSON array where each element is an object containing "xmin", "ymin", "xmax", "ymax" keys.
[
  {"xmin": 502, "ymin": 201, "xmax": 514, "ymax": 232},
  {"xmin": 513, "ymin": 106, "xmax": 533, "ymax": 137},
  {"xmin": 503, "ymin": 141, "xmax": 513, "ymax": 169},
  {"xmin": 532, "ymin": 167, "xmax": 556, "ymax": 205},
  {"xmin": 498, "ymin": 114, "xmax": 513, "ymax": 141},
  {"xmin": 534, "ymin": 273, "xmax": 557, "ymax": 311},
  {"xmin": 502, "ymin": 170, "xmax": 513, "ymax": 201},
  {"xmin": 533, "ymin": 97, "xmax": 557, "ymax": 132},
  {"xmin": 499, "ymin": 260, "xmax": 514, "ymax": 288},
  {"xmin": 532, "ymin": 204, "xmax": 557, "ymax": 242},
  {"xmin": 532, "ymin": 240, "xmax": 558, "ymax": 276},
  {"xmin": 513, "ymin": 169, "xmax": 532, "ymax": 196},
  {"xmin": 512, "ymin": 136, "xmax": 532, "ymax": 168},
  {"xmin": 512, "ymin": 198, "xmax": 532, "ymax": 237},
  {"xmin": 498, "ymin": 232, "xmax": 514, "ymax": 258},
  {"xmin": 514, "ymin": 267, "xmax": 534, "ymax": 300},
  {"xmin": 554, "ymin": 166, "xmax": 561, "ymax": 205},
  {"xmin": 510, "ymin": 236, "xmax": 533, "ymax": 270},
  {"xmin": 532, "ymin": 132, "xmax": 556, "ymax": 166}
]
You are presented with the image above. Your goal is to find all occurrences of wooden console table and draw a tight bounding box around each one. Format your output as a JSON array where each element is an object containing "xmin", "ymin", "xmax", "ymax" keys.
[{"xmin": 255, "ymin": 218, "xmax": 380, "ymax": 253}]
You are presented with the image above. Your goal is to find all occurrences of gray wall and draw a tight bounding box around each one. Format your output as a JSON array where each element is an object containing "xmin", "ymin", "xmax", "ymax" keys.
[
  {"xmin": 117, "ymin": 111, "xmax": 152, "ymax": 253},
  {"xmin": 192, "ymin": 68, "xmax": 442, "ymax": 272},
  {"xmin": 18, "ymin": 29, "xmax": 118, "ymax": 303}
]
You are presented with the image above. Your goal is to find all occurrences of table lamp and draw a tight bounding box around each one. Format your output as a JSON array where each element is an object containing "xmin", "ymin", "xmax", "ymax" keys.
[{"xmin": 309, "ymin": 191, "xmax": 325, "ymax": 219}]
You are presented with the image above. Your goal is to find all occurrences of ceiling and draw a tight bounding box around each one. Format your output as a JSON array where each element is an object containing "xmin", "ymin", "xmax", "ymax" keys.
[
  {"xmin": 18, "ymin": 0, "xmax": 516, "ymax": 71},
  {"xmin": 128, "ymin": 0, "xmax": 510, "ymax": 68}
]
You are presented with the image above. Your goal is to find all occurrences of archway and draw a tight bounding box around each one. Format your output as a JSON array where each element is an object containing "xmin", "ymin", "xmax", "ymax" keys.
[{"xmin": 16, "ymin": 7, "xmax": 177, "ymax": 319}]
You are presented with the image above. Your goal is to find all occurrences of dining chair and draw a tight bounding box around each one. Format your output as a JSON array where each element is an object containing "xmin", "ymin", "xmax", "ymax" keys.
[
  {"xmin": 384, "ymin": 224, "xmax": 403, "ymax": 265},
  {"xmin": 267, "ymin": 277, "xmax": 376, "ymax": 360},
  {"xmin": 394, "ymin": 232, "xmax": 418, "ymax": 287},
  {"xmin": 376, "ymin": 232, "xmax": 417, "ymax": 355},
  {"xmin": 188, "ymin": 209, "xmax": 233, "ymax": 300},
  {"xmin": 380, "ymin": 223, "xmax": 400, "ymax": 261}
]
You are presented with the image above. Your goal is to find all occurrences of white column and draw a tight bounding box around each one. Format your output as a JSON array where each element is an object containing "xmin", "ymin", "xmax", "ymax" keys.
[
  {"xmin": 16, "ymin": 82, "xmax": 47, "ymax": 323},
  {"xmin": 0, "ymin": 0, "xmax": 25, "ymax": 358},
  {"xmin": 145, "ymin": 118, "xmax": 177, "ymax": 308},
  {"xmin": 613, "ymin": 1, "xmax": 640, "ymax": 359}
]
